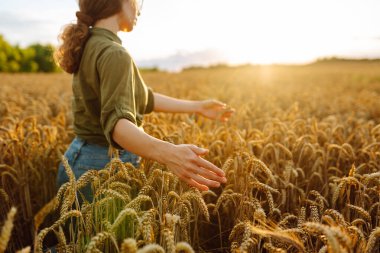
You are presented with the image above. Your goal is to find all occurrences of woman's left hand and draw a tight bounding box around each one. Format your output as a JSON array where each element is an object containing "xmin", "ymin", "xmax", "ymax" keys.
[{"xmin": 196, "ymin": 99, "xmax": 235, "ymax": 122}]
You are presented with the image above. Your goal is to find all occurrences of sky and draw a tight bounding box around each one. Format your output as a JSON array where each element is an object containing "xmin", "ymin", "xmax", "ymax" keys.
[{"xmin": 1, "ymin": 0, "xmax": 380, "ymax": 71}]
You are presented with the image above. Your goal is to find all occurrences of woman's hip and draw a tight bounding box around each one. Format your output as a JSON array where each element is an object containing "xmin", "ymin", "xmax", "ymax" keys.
[{"xmin": 57, "ymin": 136, "xmax": 140, "ymax": 187}]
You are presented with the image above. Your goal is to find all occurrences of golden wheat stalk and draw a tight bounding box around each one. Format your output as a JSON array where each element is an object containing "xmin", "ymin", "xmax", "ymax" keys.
[
  {"xmin": 111, "ymin": 208, "xmax": 138, "ymax": 233},
  {"xmin": 0, "ymin": 207, "xmax": 17, "ymax": 253},
  {"xmin": 365, "ymin": 227, "xmax": 380, "ymax": 253},
  {"xmin": 85, "ymin": 232, "xmax": 118, "ymax": 253},
  {"xmin": 248, "ymin": 224, "xmax": 305, "ymax": 252},
  {"xmin": 35, "ymin": 210, "xmax": 82, "ymax": 253},
  {"xmin": 162, "ymin": 228, "xmax": 175, "ymax": 253},
  {"xmin": 180, "ymin": 188, "xmax": 209, "ymax": 221},
  {"xmin": 175, "ymin": 241, "xmax": 195, "ymax": 253},
  {"xmin": 34, "ymin": 197, "xmax": 58, "ymax": 233},
  {"xmin": 126, "ymin": 194, "xmax": 153, "ymax": 212},
  {"xmin": 136, "ymin": 243, "xmax": 165, "ymax": 253},
  {"xmin": 121, "ymin": 238, "xmax": 137, "ymax": 253},
  {"xmin": 301, "ymin": 222, "xmax": 341, "ymax": 252},
  {"xmin": 347, "ymin": 204, "xmax": 371, "ymax": 222}
]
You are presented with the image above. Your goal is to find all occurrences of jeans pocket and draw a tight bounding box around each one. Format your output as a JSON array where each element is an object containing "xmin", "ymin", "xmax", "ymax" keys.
[
  {"xmin": 56, "ymin": 137, "xmax": 87, "ymax": 188},
  {"xmin": 119, "ymin": 150, "xmax": 140, "ymax": 168},
  {"xmin": 76, "ymin": 157, "xmax": 110, "ymax": 172},
  {"xmin": 66, "ymin": 137, "xmax": 86, "ymax": 166},
  {"xmin": 76, "ymin": 144, "xmax": 111, "ymax": 174},
  {"xmin": 56, "ymin": 162, "xmax": 66, "ymax": 189}
]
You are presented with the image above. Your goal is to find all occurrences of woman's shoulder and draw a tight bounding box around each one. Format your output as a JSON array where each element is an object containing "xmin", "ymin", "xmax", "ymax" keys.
[
  {"xmin": 88, "ymin": 37, "xmax": 126, "ymax": 54},
  {"xmin": 86, "ymin": 43, "xmax": 132, "ymax": 72},
  {"xmin": 86, "ymin": 30, "xmax": 131, "ymax": 61},
  {"xmin": 88, "ymin": 42, "xmax": 134, "ymax": 71}
]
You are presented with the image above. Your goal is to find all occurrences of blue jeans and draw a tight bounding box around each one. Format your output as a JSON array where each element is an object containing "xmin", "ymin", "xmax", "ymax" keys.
[{"xmin": 56, "ymin": 136, "xmax": 140, "ymax": 203}]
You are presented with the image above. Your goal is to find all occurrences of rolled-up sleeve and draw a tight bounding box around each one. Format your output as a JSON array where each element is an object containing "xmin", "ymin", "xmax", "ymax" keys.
[
  {"xmin": 145, "ymin": 87, "xmax": 155, "ymax": 114},
  {"xmin": 97, "ymin": 48, "xmax": 136, "ymax": 149}
]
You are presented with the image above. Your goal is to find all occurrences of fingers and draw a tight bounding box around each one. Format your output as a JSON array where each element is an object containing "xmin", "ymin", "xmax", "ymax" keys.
[
  {"xmin": 186, "ymin": 144, "xmax": 226, "ymax": 181},
  {"xmin": 191, "ymin": 173, "xmax": 221, "ymax": 188},
  {"xmin": 223, "ymin": 108, "xmax": 235, "ymax": 116},
  {"xmin": 220, "ymin": 108, "xmax": 235, "ymax": 122},
  {"xmin": 206, "ymin": 99, "xmax": 233, "ymax": 111},
  {"xmin": 188, "ymin": 164, "xmax": 226, "ymax": 184},
  {"xmin": 206, "ymin": 99, "xmax": 225, "ymax": 107},
  {"xmin": 174, "ymin": 160, "xmax": 226, "ymax": 191},
  {"xmin": 195, "ymin": 156, "xmax": 226, "ymax": 177},
  {"xmin": 209, "ymin": 102, "xmax": 235, "ymax": 122},
  {"xmin": 167, "ymin": 144, "xmax": 228, "ymax": 191},
  {"xmin": 212, "ymin": 100, "xmax": 227, "ymax": 108},
  {"xmin": 188, "ymin": 145, "xmax": 209, "ymax": 156},
  {"xmin": 180, "ymin": 168, "xmax": 222, "ymax": 191},
  {"xmin": 187, "ymin": 145, "xmax": 226, "ymax": 178},
  {"xmin": 180, "ymin": 175, "xmax": 209, "ymax": 191}
]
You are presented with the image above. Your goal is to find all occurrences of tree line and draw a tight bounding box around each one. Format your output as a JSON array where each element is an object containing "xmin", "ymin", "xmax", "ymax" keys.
[{"xmin": 0, "ymin": 35, "xmax": 60, "ymax": 73}]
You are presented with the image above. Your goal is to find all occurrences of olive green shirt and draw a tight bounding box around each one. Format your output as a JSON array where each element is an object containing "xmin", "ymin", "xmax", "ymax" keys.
[{"xmin": 72, "ymin": 27, "xmax": 154, "ymax": 149}]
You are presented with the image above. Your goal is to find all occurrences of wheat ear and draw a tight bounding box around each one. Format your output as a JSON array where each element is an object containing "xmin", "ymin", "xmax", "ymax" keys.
[
  {"xmin": 121, "ymin": 238, "xmax": 137, "ymax": 253},
  {"xmin": 0, "ymin": 207, "xmax": 17, "ymax": 253},
  {"xmin": 365, "ymin": 227, "xmax": 380, "ymax": 253}
]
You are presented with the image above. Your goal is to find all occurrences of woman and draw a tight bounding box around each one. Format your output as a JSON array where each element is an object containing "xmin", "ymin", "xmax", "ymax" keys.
[{"xmin": 55, "ymin": 0, "xmax": 234, "ymax": 199}]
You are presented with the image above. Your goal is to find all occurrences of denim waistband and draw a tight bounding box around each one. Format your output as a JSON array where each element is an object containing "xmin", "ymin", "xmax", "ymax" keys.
[{"xmin": 71, "ymin": 136, "xmax": 129, "ymax": 158}]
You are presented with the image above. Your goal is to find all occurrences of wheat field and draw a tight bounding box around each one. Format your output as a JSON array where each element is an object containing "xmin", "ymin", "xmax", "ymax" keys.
[{"xmin": 0, "ymin": 62, "xmax": 379, "ymax": 253}]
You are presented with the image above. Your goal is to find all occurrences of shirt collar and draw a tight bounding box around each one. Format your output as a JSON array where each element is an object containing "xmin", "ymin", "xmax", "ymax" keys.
[{"xmin": 91, "ymin": 27, "xmax": 122, "ymax": 45}]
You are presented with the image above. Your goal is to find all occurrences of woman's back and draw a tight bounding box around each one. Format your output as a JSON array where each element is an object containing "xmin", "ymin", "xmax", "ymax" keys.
[{"xmin": 73, "ymin": 27, "xmax": 154, "ymax": 149}]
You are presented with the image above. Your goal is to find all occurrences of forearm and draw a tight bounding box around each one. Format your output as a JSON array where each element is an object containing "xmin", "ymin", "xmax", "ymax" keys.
[
  {"xmin": 153, "ymin": 92, "xmax": 201, "ymax": 113},
  {"xmin": 112, "ymin": 118, "xmax": 171, "ymax": 163},
  {"xmin": 112, "ymin": 118, "xmax": 227, "ymax": 191}
]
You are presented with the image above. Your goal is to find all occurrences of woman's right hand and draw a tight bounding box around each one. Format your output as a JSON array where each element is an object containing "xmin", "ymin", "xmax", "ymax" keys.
[
  {"xmin": 158, "ymin": 143, "xmax": 227, "ymax": 191},
  {"xmin": 112, "ymin": 119, "xmax": 226, "ymax": 191}
]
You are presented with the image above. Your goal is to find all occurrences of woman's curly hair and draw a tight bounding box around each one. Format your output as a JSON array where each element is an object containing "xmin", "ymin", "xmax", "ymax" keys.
[{"xmin": 54, "ymin": 0, "xmax": 123, "ymax": 74}]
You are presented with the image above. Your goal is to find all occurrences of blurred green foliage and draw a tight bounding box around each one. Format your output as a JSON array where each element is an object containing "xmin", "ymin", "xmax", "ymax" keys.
[{"xmin": 0, "ymin": 35, "xmax": 60, "ymax": 73}]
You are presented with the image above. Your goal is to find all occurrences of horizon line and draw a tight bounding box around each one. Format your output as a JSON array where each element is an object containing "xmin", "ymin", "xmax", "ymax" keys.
[{"xmin": 139, "ymin": 57, "xmax": 380, "ymax": 72}]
